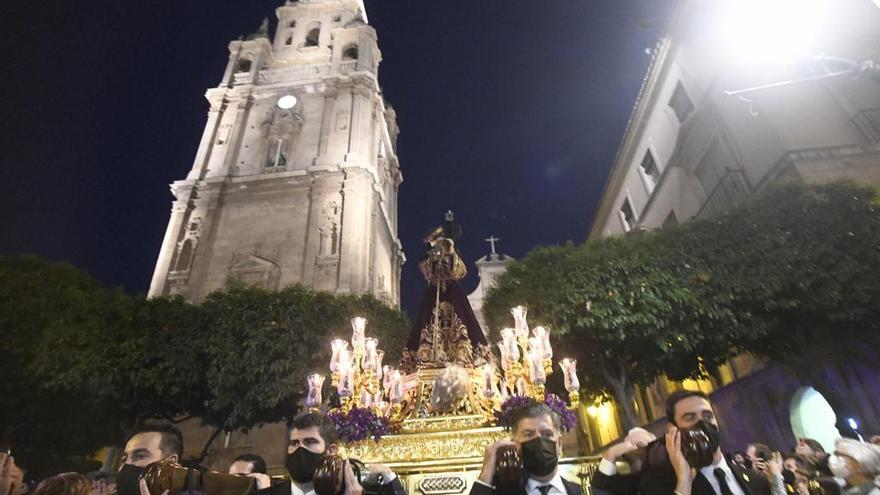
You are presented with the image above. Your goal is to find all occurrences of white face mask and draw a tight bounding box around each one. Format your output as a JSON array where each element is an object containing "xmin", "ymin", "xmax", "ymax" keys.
[{"xmin": 828, "ymin": 454, "xmax": 851, "ymax": 479}]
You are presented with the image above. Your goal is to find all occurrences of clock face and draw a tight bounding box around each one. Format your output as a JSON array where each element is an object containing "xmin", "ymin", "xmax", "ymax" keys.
[{"xmin": 277, "ymin": 95, "xmax": 298, "ymax": 110}]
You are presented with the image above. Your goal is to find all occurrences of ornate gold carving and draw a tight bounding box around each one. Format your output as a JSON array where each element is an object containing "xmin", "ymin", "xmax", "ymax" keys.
[{"xmin": 338, "ymin": 426, "xmax": 507, "ymax": 464}]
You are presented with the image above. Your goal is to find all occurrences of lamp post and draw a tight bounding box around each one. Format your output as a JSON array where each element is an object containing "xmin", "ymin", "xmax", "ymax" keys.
[{"xmin": 717, "ymin": 0, "xmax": 879, "ymax": 97}]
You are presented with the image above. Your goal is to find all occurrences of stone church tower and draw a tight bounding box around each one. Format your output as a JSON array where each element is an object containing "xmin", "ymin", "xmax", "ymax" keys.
[{"xmin": 148, "ymin": 0, "xmax": 404, "ymax": 306}]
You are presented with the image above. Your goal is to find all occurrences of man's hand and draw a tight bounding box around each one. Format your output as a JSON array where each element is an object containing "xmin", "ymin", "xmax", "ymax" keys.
[
  {"xmin": 138, "ymin": 479, "xmax": 170, "ymax": 495},
  {"xmin": 246, "ymin": 473, "xmax": 271, "ymax": 490},
  {"xmin": 666, "ymin": 426, "xmax": 693, "ymax": 495},
  {"xmin": 343, "ymin": 460, "xmax": 363, "ymax": 495},
  {"xmin": 367, "ymin": 464, "xmax": 394, "ymax": 484},
  {"xmin": 477, "ymin": 440, "xmax": 517, "ymax": 485},
  {"xmin": 603, "ymin": 428, "xmax": 656, "ymax": 462},
  {"xmin": 1, "ymin": 454, "xmax": 12, "ymax": 495},
  {"xmin": 752, "ymin": 459, "xmax": 767, "ymax": 473},
  {"xmin": 765, "ymin": 452, "xmax": 783, "ymax": 479}
]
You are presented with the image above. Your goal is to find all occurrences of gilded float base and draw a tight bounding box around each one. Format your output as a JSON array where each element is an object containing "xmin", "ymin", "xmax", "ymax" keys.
[{"xmin": 339, "ymin": 422, "xmax": 601, "ymax": 495}]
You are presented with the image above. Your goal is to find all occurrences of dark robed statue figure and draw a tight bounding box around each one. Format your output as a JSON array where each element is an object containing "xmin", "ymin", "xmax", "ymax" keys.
[{"xmin": 400, "ymin": 211, "xmax": 494, "ymax": 373}]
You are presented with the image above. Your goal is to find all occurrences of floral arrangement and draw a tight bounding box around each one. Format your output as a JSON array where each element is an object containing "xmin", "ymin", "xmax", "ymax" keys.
[
  {"xmin": 494, "ymin": 393, "xmax": 577, "ymax": 432},
  {"xmin": 327, "ymin": 407, "xmax": 393, "ymax": 442}
]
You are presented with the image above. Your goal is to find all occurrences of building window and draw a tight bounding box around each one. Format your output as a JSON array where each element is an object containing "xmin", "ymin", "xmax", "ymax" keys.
[
  {"xmin": 285, "ymin": 35, "xmax": 293, "ymax": 46},
  {"xmin": 342, "ymin": 44, "xmax": 359, "ymax": 60},
  {"xmin": 639, "ymin": 149, "xmax": 661, "ymax": 191},
  {"xmin": 175, "ymin": 240, "xmax": 194, "ymax": 272},
  {"xmin": 619, "ymin": 197, "xmax": 637, "ymax": 232},
  {"xmin": 288, "ymin": 20, "xmax": 296, "ymax": 28},
  {"xmin": 235, "ymin": 58, "xmax": 252, "ymax": 73},
  {"xmin": 669, "ymin": 81, "xmax": 694, "ymax": 123},
  {"xmin": 305, "ymin": 25, "xmax": 321, "ymax": 47},
  {"xmin": 333, "ymin": 15, "xmax": 342, "ymax": 22}
]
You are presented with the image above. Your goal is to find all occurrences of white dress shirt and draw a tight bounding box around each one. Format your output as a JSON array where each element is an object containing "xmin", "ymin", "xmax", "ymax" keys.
[
  {"xmin": 699, "ymin": 457, "xmax": 746, "ymax": 495},
  {"xmin": 525, "ymin": 473, "xmax": 567, "ymax": 495},
  {"xmin": 291, "ymin": 483, "xmax": 315, "ymax": 495}
]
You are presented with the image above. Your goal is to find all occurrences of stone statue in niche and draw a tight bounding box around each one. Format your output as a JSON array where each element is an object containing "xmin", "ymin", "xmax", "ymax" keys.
[
  {"xmin": 318, "ymin": 198, "xmax": 342, "ymax": 257},
  {"xmin": 261, "ymin": 105, "xmax": 303, "ymax": 168}
]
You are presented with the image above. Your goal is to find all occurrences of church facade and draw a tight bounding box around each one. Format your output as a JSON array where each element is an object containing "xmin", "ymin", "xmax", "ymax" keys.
[{"xmin": 148, "ymin": 0, "xmax": 404, "ymax": 307}]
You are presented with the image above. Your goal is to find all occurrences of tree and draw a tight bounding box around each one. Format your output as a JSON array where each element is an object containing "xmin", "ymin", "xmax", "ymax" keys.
[
  {"xmin": 485, "ymin": 181, "xmax": 880, "ymax": 433},
  {"xmin": 196, "ymin": 283, "xmax": 408, "ymax": 443},
  {"xmin": 1, "ymin": 255, "xmax": 409, "ymax": 474},
  {"xmin": 483, "ymin": 235, "xmax": 742, "ymax": 430},
  {"xmin": 0, "ymin": 256, "xmax": 134, "ymax": 478},
  {"xmin": 675, "ymin": 182, "xmax": 880, "ymax": 435}
]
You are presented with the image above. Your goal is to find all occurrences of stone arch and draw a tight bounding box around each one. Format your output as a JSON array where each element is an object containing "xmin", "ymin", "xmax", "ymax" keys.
[
  {"xmin": 236, "ymin": 58, "xmax": 252, "ymax": 73},
  {"xmin": 305, "ymin": 23, "xmax": 321, "ymax": 47},
  {"xmin": 342, "ymin": 43, "xmax": 359, "ymax": 60},
  {"xmin": 789, "ymin": 386, "xmax": 840, "ymax": 452}
]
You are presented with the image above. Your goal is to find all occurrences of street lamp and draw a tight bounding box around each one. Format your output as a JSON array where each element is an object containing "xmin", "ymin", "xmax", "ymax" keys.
[{"xmin": 717, "ymin": 0, "xmax": 879, "ymax": 97}]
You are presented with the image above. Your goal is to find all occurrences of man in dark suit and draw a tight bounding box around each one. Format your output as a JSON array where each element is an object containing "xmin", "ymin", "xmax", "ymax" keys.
[
  {"xmin": 591, "ymin": 390, "xmax": 770, "ymax": 495},
  {"xmin": 259, "ymin": 411, "xmax": 406, "ymax": 495},
  {"xmin": 470, "ymin": 403, "xmax": 582, "ymax": 495}
]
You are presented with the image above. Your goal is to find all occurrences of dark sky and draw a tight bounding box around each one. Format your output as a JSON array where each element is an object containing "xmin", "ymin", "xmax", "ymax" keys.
[{"xmin": 0, "ymin": 0, "xmax": 674, "ymax": 318}]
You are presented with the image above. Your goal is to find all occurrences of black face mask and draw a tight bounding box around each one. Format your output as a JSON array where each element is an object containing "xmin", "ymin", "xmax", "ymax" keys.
[
  {"xmin": 117, "ymin": 464, "xmax": 146, "ymax": 495},
  {"xmin": 679, "ymin": 420, "xmax": 721, "ymax": 469},
  {"xmin": 286, "ymin": 448, "xmax": 325, "ymax": 484},
  {"xmin": 520, "ymin": 437, "xmax": 558, "ymax": 478}
]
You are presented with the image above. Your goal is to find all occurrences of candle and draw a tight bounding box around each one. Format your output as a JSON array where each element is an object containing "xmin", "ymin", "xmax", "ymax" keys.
[
  {"xmin": 305, "ymin": 373, "xmax": 325, "ymax": 409},
  {"xmin": 528, "ymin": 350, "xmax": 546, "ymax": 385},
  {"xmin": 481, "ymin": 364, "xmax": 496, "ymax": 398},
  {"xmin": 511, "ymin": 306, "xmax": 529, "ymax": 340},
  {"xmin": 501, "ymin": 328, "xmax": 519, "ymax": 362},
  {"xmin": 537, "ymin": 326, "xmax": 553, "ymax": 359},
  {"xmin": 363, "ymin": 338, "xmax": 379, "ymax": 372},
  {"xmin": 389, "ymin": 370, "xmax": 404, "ymax": 403},
  {"xmin": 330, "ymin": 339, "xmax": 348, "ymax": 372},
  {"xmin": 350, "ymin": 317, "xmax": 367, "ymax": 353}
]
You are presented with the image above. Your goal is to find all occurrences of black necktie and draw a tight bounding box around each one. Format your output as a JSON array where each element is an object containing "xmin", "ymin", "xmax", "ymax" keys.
[
  {"xmin": 537, "ymin": 485, "xmax": 553, "ymax": 495},
  {"xmin": 713, "ymin": 468, "xmax": 735, "ymax": 495}
]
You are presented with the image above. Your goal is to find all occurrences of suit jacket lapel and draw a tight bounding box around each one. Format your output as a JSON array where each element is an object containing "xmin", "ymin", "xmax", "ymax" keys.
[{"xmin": 692, "ymin": 472, "xmax": 717, "ymax": 495}]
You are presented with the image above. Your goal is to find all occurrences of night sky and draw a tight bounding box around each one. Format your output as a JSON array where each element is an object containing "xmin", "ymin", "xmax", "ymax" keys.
[{"xmin": 0, "ymin": 0, "xmax": 674, "ymax": 318}]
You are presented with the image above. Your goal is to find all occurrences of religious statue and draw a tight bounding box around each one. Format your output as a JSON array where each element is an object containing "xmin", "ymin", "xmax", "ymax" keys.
[{"xmin": 399, "ymin": 211, "xmax": 494, "ymax": 373}]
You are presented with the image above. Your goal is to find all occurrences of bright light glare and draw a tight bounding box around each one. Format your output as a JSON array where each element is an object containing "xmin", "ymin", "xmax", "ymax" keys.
[
  {"xmin": 847, "ymin": 417, "xmax": 859, "ymax": 429},
  {"xmin": 277, "ymin": 95, "xmax": 298, "ymax": 109},
  {"xmin": 719, "ymin": 0, "xmax": 830, "ymax": 65}
]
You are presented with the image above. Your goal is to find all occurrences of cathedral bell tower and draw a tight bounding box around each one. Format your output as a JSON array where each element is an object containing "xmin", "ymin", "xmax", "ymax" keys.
[{"xmin": 148, "ymin": 0, "xmax": 405, "ymax": 306}]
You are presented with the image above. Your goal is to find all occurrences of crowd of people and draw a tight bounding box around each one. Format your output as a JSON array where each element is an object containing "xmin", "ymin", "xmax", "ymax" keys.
[
  {"xmin": 595, "ymin": 391, "xmax": 880, "ymax": 495},
  {"xmin": 2, "ymin": 392, "xmax": 879, "ymax": 495}
]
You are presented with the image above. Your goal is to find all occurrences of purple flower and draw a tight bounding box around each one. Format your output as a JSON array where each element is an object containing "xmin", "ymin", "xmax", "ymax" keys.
[
  {"xmin": 327, "ymin": 407, "xmax": 392, "ymax": 442},
  {"xmin": 494, "ymin": 393, "xmax": 577, "ymax": 432}
]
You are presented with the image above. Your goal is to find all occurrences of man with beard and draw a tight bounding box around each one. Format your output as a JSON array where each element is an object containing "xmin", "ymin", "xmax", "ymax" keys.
[
  {"xmin": 592, "ymin": 390, "xmax": 771, "ymax": 495},
  {"xmin": 262, "ymin": 412, "xmax": 404, "ymax": 495},
  {"xmin": 470, "ymin": 403, "xmax": 582, "ymax": 495}
]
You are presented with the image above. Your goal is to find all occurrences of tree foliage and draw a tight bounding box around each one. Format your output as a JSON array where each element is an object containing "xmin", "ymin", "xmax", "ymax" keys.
[
  {"xmin": 0, "ymin": 256, "xmax": 408, "ymax": 476},
  {"xmin": 484, "ymin": 181, "xmax": 880, "ymax": 429}
]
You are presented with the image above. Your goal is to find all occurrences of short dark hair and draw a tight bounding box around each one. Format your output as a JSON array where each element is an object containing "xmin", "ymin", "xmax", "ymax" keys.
[
  {"xmin": 232, "ymin": 454, "xmax": 267, "ymax": 475},
  {"xmin": 665, "ymin": 390, "xmax": 710, "ymax": 423},
  {"xmin": 291, "ymin": 412, "xmax": 338, "ymax": 446},
  {"xmin": 511, "ymin": 403, "xmax": 561, "ymax": 433},
  {"xmin": 130, "ymin": 424, "xmax": 184, "ymax": 458}
]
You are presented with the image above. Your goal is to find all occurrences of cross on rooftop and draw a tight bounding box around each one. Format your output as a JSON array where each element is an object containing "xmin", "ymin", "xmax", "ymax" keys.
[{"xmin": 484, "ymin": 235, "xmax": 500, "ymax": 256}]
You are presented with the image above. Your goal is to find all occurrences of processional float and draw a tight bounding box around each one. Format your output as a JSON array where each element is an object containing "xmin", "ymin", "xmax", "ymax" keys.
[{"xmin": 304, "ymin": 213, "xmax": 598, "ymax": 495}]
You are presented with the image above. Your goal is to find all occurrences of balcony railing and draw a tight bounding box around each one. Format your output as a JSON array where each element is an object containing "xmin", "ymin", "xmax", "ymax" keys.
[
  {"xmin": 232, "ymin": 61, "xmax": 367, "ymax": 86},
  {"xmin": 852, "ymin": 109, "xmax": 880, "ymax": 146},
  {"xmin": 697, "ymin": 169, "xmax": 752, "ymax": 218}
]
